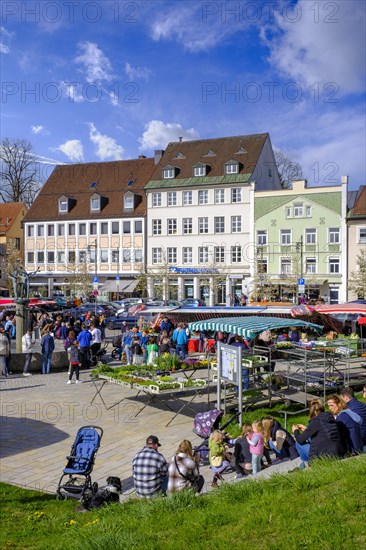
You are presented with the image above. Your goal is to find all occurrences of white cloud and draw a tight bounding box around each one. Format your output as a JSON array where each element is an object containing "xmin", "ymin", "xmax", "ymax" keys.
[
  {"xmin": 31, "ymin": 125, "xmax": 45, "ymax": 135},
  {"xmin": 0, "ymin": 26, "xmax": 14, "ymax": 54},
  {"xmin": 74, "ymin": 41, "xmax": 114, "ymax": 83},
  {"xmin": 139, "ymin": 120, "xmax": 199, "ymax": 151},
  {"xmin": 56, "ymin": 139, "xmax": 84, "ymax": 162},
  {"xmin": 59, "ymin": 81, "xmax": 84, "ymax": 103},
  {"xmin": 125, "ymin": 62, "xmax": 151, "ymax": 81},
  {"xmin": 262, "ymin": 1, "xmax": 365, "ymax": 94},
  {"xmin": 88, "ymin": 123, "xmax": 124, "ymax": 160}
]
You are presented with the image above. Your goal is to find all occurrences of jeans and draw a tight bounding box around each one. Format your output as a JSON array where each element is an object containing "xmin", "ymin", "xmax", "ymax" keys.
[
  {"xmin": 79, "ymin": 347, "xmax": 91, "ymax": 369},
  {"xmin": 125, "ymin": 345, "xmax": 132, "ymax": 365},
  {"xmin": 269, "ymin": 439, "xmax": 286, "ymax": 459},
  {"xmin": 252, "ymin": 454, "xmax": 262, "ymax": 474},
  {"xmin": 24, "ymin": 353, "xmax": 32, "ymax": 374},
  {"xmin": 42, "ymin": 351, "xmax": 53, "ymax": 374},
  {"xmin": 0, "ymin": 356, "xmax": 9, "ymax": 376},
  {"xmin": 295, "ymin": 441, "xmax": 310, "ymax": 464},
  {"xmin": 243, "ymin": 368, "xmax": 249, "ymax": 390},
  {"xmin": 176, "ymin": 344, "xmax": 187, "ymax": 360}
]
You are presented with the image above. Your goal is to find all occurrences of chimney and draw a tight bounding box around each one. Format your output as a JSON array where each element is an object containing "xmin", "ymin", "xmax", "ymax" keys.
[
  {"xmin": 138, "ymin": 155, "xmax": 146, "ymax": 159},
  {"xmin": 341, "ymin": 175, "xmax": 349, "ymax": 185},
  {"xmin": 154, "ymin": 149, "xmax": 164, "ymax": 165}
]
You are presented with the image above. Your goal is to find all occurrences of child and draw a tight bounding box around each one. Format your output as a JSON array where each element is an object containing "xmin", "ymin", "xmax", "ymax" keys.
[
  {"xmin": 233, "ymin": 423, "xmax": 253, "ymax": 478},
  {"xmin": 131, "ymin": 336, "xmax": 143, "ymax": 365},
  {"xmin": 208, "ymin": 430, "xmax": 230, "ymax": 488},
  {"xmin": 147, "ymin": 336, "xmax": 159, "ymax": 364},
  {"xmin": 67, "ymin": 340, "xmax": 82, "ymax": 384},
  {"xmin": 246, "ymin": 421, "xmax": 264, "ymax": 475}
]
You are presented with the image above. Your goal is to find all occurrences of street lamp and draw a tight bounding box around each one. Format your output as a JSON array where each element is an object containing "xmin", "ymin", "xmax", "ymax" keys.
[
  {"xmin": 116, "ymin": 248, "xmax": 120, "ymax": 299},
  {"xmin": 88, "ymin": 239, "xmax": 98, "ymax": 316},
  {"xmin": 296, "ymin": 235, "xmax": 304, "ymax": 305}
]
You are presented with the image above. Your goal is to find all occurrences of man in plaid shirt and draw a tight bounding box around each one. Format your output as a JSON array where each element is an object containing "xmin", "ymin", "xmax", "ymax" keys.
[{"xmin": 132, "ymin": 435, "xmax": 168, "ymax": 498}]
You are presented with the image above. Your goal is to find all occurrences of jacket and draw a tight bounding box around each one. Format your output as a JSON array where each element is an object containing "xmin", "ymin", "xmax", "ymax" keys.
[
  {"xmin": 247, "ymin": 432, "xmax": 264, "ymax": 456},
  {"xmin": 336, "ymin": 409, "xmax": 363, "ymax": 453},
  {"xmin": 234, "ymin": 436, "xmax": 252, "ymax": 466},
  {"xmin": 22, "ymin": 333, "xmax": 35, "ymax": 353},
  {"xmin": 77, "ymin": 329, "xmax": 93, "ymax": 348},
  {"xmin": 294, "ymin": 412, "xmax": 346, "ymax": 461},
  {"xmin": 176, "ymin": 330, "xmax": 188, "ymax": 345},
  {"xmin": 0, "ymin": 333, "xmax": 10, "ymax": 356},
  {"xmin": 346, "ymin": 398, "xmax": 366, "ymax": 444},
  {"xmin": 41, "ymin": 333, "xmax": 55, "ymax": 354}
]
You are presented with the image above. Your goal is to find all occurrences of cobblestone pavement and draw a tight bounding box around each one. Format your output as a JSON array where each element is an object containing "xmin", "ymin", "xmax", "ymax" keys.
[{"xmin": 0, "ymin": 365, "xmax": 301, "ymax": 499}]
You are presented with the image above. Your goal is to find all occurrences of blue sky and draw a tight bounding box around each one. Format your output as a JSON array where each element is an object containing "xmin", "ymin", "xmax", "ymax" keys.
[{"xmin": 1, "ymin": 0, "xmax": 365, "ymax": 189}]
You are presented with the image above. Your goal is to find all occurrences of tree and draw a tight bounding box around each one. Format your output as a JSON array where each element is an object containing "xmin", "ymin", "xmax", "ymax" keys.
[
  {"xmin": 347, "ymin": 249, "xmax": 366, "ymax": 299},
  {"xmin": 274, "ymin": 149, "xmax": 303, "ymax": 189},
  {"xmin": 0, "ymin": 138, "xmax": 40, "ymax": 206},
  {"xmin": 5, "ymin": 238, "xmax": 22, "ymax": 295}
]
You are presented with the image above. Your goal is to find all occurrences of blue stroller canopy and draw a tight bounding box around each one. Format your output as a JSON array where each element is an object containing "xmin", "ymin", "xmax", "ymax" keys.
[{"xmin": 64, "ymin": 427, "xmax": 102, "ymax": 475}]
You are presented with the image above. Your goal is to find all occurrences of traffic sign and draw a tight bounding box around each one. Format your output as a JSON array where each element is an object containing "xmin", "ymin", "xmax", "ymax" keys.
[
  {"xmin": 93, "ymin": 276, "xmax": 98, "ymax": 283},
  {"xmin": 298, "ymin": 285, "xmax": 305, "ymax": 293},
  {"xmin": 116, "ymin": 275, "xmax": 120, "ymax": 281},
  {"xmin": 298, "ymin": 278, "xmax": 305, "ymax": 285}
]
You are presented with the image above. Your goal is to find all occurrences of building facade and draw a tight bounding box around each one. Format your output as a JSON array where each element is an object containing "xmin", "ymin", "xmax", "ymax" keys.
[
  {"xmin": 347, "ymin": 185, "xmax": 366, "ymax": 300},
  {"xmin": 0, "ymin": 202, "xmax": 27, "ymax": 296}
]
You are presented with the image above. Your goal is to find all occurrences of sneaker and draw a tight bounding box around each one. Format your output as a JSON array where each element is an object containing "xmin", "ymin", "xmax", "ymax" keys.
[
  {"xmin": 67, "ymin": 380, "xmax": 72, "ymax": 384},
  {"xmin": 235, "ymin": 473, "xmax": 244, "ymax": 480},
  {"xmin": 211, "ymin": 481, "xmax": 218, "ymax": 488},
  {"xmin": 76, "ymin": 380, "xmax": 82, "ymax": 384},
  {"xmin": 23, "ymin": 372, "xmax": 32, "ymax": 377}
]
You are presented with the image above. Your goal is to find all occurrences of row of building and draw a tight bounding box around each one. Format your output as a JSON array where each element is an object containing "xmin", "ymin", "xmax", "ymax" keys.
[{"xmin": 1, "ymin": 132, "xmax": 365, "ymax": 304}]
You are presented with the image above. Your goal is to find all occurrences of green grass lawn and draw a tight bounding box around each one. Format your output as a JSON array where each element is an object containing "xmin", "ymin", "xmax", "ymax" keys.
[{"xmin": 1, "ymin": 456, "xmax": 365, "ymax": 550}]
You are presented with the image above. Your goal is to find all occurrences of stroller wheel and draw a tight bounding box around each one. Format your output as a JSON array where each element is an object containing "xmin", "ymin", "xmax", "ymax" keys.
[
  {"xmin": 92, "ymin": 482, "xmax": 98, "ymax": 494},
  {"xmin": 56, "ymin": 491, "xmax": 67, "ymax": 501}
]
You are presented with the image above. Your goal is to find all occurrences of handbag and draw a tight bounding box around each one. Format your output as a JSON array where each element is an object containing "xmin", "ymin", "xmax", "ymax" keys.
[
  {"xmin": 174, "ymin": 456, "xmax": 197, "ymax": 485},
  {"xmin": 210, "ymin": 455, "xmax": 223, "ymax": 467}
]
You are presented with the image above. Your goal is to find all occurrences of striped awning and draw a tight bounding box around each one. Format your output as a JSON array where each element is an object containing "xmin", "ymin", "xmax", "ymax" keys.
[
  {"xmin": 314, "ymin": 303, "xmax": 366, "ymax": 315},
  {"xmin": 188, "ymin": 316, "xmax": 323, "ymax": 339}
]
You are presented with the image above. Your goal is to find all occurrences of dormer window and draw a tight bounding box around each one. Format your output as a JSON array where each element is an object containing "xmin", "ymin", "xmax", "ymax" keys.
[
  {"xmin": 193, "ymin": 163, "xmax": 207, "ymax": 177},
  {"xmin": 124, "ymin": 191, "xmax": 134, "ymax": 210},
  {"xmin": 58, "ymin": 196, "xmax": 68, "ymax": 213},
  {"xmin": 225, "ymin": 160, "xmax": 239, "ymax": 174},
  {"xmin": 90, "ymin": 194, "xmax": 101, "ymax": 212},
  {"xmin": 163, "ymin": 165, "xmax": 176, "ymax": 179}
]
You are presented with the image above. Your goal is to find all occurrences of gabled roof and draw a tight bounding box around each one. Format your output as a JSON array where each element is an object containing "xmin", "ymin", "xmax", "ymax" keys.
[
  {"xmin": 146, "ymin": 133, "xmax": 268, "ymax": 188},
  {"xmin": 0, "ymin": 202, "xmax": 27, "ymax": 234},
  {"xmin": 23, "ymin": 158, "xmax": 155, "ymax": 222},
  {"xmin": 348, "ymin": 185, "xmax": 366, "ymax": 219}
]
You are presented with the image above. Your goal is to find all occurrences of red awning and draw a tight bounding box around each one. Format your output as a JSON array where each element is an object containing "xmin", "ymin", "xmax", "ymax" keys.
[{"xmin": 314, "ymin": 303, "xmax": 366, "ymax": 315}]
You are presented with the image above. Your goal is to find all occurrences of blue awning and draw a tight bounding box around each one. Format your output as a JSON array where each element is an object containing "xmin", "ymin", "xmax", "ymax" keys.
[{"xmin": 188, "ymin": 316, "xmax": 323, "ymax": 339}]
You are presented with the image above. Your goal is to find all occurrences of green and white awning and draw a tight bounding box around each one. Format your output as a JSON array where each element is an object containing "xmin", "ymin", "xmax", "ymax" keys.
[{"xmin": 188, "ymin": 316, "xmax": 323, "ymax": 339}]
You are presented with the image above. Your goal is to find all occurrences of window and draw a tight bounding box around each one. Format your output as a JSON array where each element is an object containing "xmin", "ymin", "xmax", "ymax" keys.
[
  {"xmin": 91, "ymin": 197, "xmax": 100, "ymax": 211},
  {"xmin": 193, "ymin": 165, "xmax": 206, "ymax": 177},
  {"xmin": 100, "ymin": 250, "xmax": 109, "ymax": 263},
  {"xmin": 280, "ymin": 229, "xmax": 291, "ymax": 245},
  {"xmin": 168, "ymin": 192, "xmax": 177, "ymax": 206},
  {"xmin": 135, "ymin": 220, "xmax": 142, "ymax": 234},
  {"xmin": 27, "ymin": 225, "xmax": 34, "ymax": 237},
  {"xmin": 68, "ymin": 224, "xmax": 76, "ymax": 236},
  {"xmin": 88, "ymin": 248, "xmax": 96, "ymax": 263},
  {"xmin": 183, "ymin": 218, "xmax": 192, "ymax": 234},
  {"xmin": 89, "ymin": 222, "xmax": 97, "ymax": 235},
  {"xmin": 306, "ymin": 258, "xmax": 316, "ymax": 274},
  {"xmin": 183, "ymin": 247, "xmax": 192, "ymax": 263},
  {"xmin": 231, "ymin": 216, "xmax": 242, "ymax": 233},
  {"xmin": 183, "ymin": 191, "xmax": 192, "ymax": 205},
  {"xmin": 152, "ymin": 192, "xmax": 161, "ymax": 207},
  {"xmin": 27, "ymin": 252, "xmax": 34, "ymax": 263},
  {"xmin": 258, "ymin": 259, "xmax": 268, "ymax": 273},
  {"xmin": 47, "ymin": 251, "xmax": 55, "ymax": 263},
  {"xmin": 214, "ymin": 246, "xmax": 225, "ymax": 263},
  {"xmin": 124, "ymin": 195, "xmax": 134, "ymax": 210},
  {"xmin": 305, "ymin": 228, "xmax": 316, "ymax": 245},
  {"xmin": 199, "ymin": 190, "xmax": 208, "ymax": 205},
  {"xmin": 112, "ymin": 250, "xmax": 119, "ymax": 264},
  {"xmin": 329, "ymin": 228, "xmax": 340, "ymax": 244},
  {"xmin": 111, "ymin": 221, "xmax": 119, "ymax": 234},
  {"xmin": 134, "ymin": 249, "xmax": 143, "ymax": 263},
  {"xmin": 214, "ymin": 189, "xmax": 225, "ymax": 204},
  {"xmin": 198, "ymin": 217, "xmax": 208, "ymax": 234},
  {"xmin": 167, "ymin": 219, "xmax": 177, "ymax": 235},
  {"xmin": 306, "ymin": 206, "xmax": 311, "ymax": 217},
  {"xmin": 329, "ymin": 257, "xmax": 340, "ymax": 273},
  {"xmin": 37, "ymin": 225, "xmax": 44, "ymax": 237},
  {"xmin": 79, "ymin": 250, "xmax": 86, "ymax": 262},
  {"xmin": 359, "ymin": 227, "xmax": 366, "ymax": 244},
  {"xmin": 100, "ymin": 222, "xmax": 108, "ymax": 235},
  {"xmin": 57, "ymin": 251, "xmax": 65, "ymax": 263},
  {"xmin": 214, "ymin": 216, "xmax": 225, "ymax": 233},
  {"xmin": 167, "ymin": 247, "xmax": 177, "ymax": 264},
  {"xmin": 58, "ymin": 224, "xmax": 65, "ymax": 236},
  {"xmin": 152, "ymin": 248, "xmax": 162, "ymax": 264},
  {"xmin": 123, "ymin": 249, "xmax": 131, "ymax": 263},
  {"xmin": 257, "ymin": 230, "xmax": 267, "ymax": 245},
  {"xmin": 225, "ymin": 162, "xmax": 238, "ymax": 174},
  {"xmin": 14, "ymin": 238, "xmax": 20, "ymax": 250},
  {"xmin": 79, "ymin": 223, "xmax": 86, "ymax": 236},
  {"xmin": 281, "ymin": 257, "xmax": 292, "ymax": 275},
  {"xmin": 286, "ymin": 207, "xmax": 291, "ymax": 218},
  {"xmin": 123, "ymin": 221, "xmax": 131, "ymax": 234},
  {"xmin": 294, "ymin": 203, "xmax": 304, "ymax": 217},
  {"xmin": 163, "ymin": 167, "xmax": 174, "ymax": 179},
  {"xmin": 37, "ymin": 251, "xmax": 44, "ymax": 263},
  {"xmin": 47, "ymin": 224, "xmax": 55, "ymax": 237},
  {"xmin": 152, "ymin": 219, "xmax": 162, "ymax": 235},
  {"xmin": 198, "ymin": 247, "xmax": 209, "ymax": 263},
  {"xmin": 68, "ymin": 250, "xmax": 75, "ymax": 263},
  {"xmin": 231, "ymin": 245, "xmax": 242, "ymax": 263},
  {"xmin": 59, "ymin": 198, "xmax": 68, "ymax": 213},
  {"xmin": 231, "ymin": 188, "xmax": 242, "ymax": 202}
]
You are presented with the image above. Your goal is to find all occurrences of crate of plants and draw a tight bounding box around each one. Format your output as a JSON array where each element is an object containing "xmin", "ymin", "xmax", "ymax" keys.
[
  {"xmin": 153, "ymin": 354, "xmax": 184, "ymax": 373},
  {"xmin": 146, "ymin": 377, "xmax": 184, "ymax": 394},
  {"xmin": 242, "ymin": 355, "xmax": 268, "ymax": 369},
  {"xmin": 181, "ymin": 357, "xmax": 209, "ymax": 370},
  {"xmin": 180, "ymin": 378, "xmax": 207, "ymax": 389}
]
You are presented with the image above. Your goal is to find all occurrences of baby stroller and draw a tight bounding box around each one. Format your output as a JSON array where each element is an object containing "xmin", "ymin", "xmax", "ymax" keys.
[
  {"xmin": 111, "ymin": 334, "xmax": 123, "ymax": 360},
  {"xmin": 193, "ymin": 409, "xmax": 239, "ymax": 465},
  {"xmin": 56, "ymin": 426, "xmax": 103, "ymax": 501},
  {"xmin": 91, "ymin": 342, "xmax": 109, "ymax": 366}
]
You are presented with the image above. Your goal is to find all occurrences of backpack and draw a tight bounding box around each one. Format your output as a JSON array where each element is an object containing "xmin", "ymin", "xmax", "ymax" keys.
[{"xmin": 79, "ymin": 477, "xmax": 122, "ymax": 511}]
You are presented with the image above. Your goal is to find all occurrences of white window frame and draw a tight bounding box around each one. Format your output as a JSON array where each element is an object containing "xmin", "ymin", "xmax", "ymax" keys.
[
  {"xmin": 198, "ymin": 190, "xmax": 208, "ymax": 205},
  {"xmin": 281, "ymin": 229, "xmax": 291, "ymax": 245},
  {"xmin": 182, "ymin": 247, "xmax": 192, "ymax": 264},
  {"xmin": 225, "ymin": 162, "xmax": 238, "ymax": 174},
  {"xmin": 112, "ymin": 250, "xmax": 119, "ymax": 264},
  {"xmin": 124, "ymin": 195, "xmax": 134, "ymax": 210},
  {"xmin": 27, "ymin": 225, "xmax": 34, "ymax": 237},
  {"xmin": 306, "ymin": 228, "xmax": 317, "ymax": 245},
  {"xmin": 329, "ymin": 227, "xmax": 340, "ymax": 244},
  {"xmin": 122, "ymin": 221, "xmax": 131, "ymax": 234},
  {"xmin": 89, "ymin": 222, "xmax": 97, "ymax": 235},
  {"xmin": 122, "ymin": 249, "xmax": 131, "ymax": 263},
  {"xmin": 59, "ymin": 198, "xmax": 68, "ymax": 213},
  {"xmin": 198, "ymin": 246, "xmax": 209, "ymax": 263},
  {"xmin": 100, "ymin": 222, "xmax": 108, "ymax": 235},
  {"xmin": 79, "ymin": 223, "xmax": 87, "ymax": 236},
  {"xmin": 280, "ymin": 257, "xmax": 292, "ymax": 275},
  {"xmin": 152, "ymin": 219, "xmax": 162, "ymax": 236},
  {"xmin": 168, "ymin": 192, "xmax": 177, "ymax": 206},
  {"xmin": 152, "ymin": 248, "xmax": 162, "ymax": 264},
  {"xmin": 293, "ymin": 203, "xmax": 304, "ymax": 217},
  {"xmin": 329, "ymin": 257, "xmax": 340, "ymax": 274},
  {"xmin": 214, "ymin": 216, "xmax": 225, "ymax": 233},
  {"xmin": 68, "ymin": 223, "xmax": 76, "ymax": 236},
  {"xmin": 286, "ymin": 207, "xmax": 291, "ymax": 218},
  {"xmin": 258, "ymin": 258, "xmax": 268, "ymax": 273},
  {"xmin": 183, "ymin": 191, "xmax": 192, "ymax": 206},
  {"xmin": 231, "ymin": 188, "xmax": 242, "ymax": 203},
  {"xmin": 57, "ymin": 251, "xmax": 65, "ymax": 263},
  {"xmin": 167, "ymin": 247, "xmax": 177, "ymax": 264},
  {"xmin": 183, "ymin": 218, "xmax": 192, "ymax": 234},
  {"xmin": 306, "ymin": 258, "xmax": 317, "ymax": 274},
  {"xmin": 231, "ymin": 216, "xmax": 242, "ymax": 233},
  {"xmin": 47, "ymin": 251, "xmax": 55, "ymax": 264},
  {"xmin": 257, "ymin": 230, "xmax": 267, "ymax": 245},
  {"xmin": 359, "ymin": 227, "xmax": 366, "ymax": 244},
  {"xmin": 135, "ymin": 220, "xmax": 143, "ymax": 234},
  {"xmin": 214, "ymin": 246, "xmax": 225, "ymax": 263},
  {"xmin": 167, "ymin": 218, "xmax": 177, "ymax": 235},
  {"xmin": 306, "ymin": 206, "xmax": 311, "ymax": 217},
  {"xmin": 100, "ymin": 250, "xmax": 109, "ymax": 264},
  {"xmin": 47, "ymin": 224, "xmax": 55, "ymax": 237},
  {"xmin": 58, "ymin": 224, "xmax": 65, "ymax": 237},
  {"xmin": 37, "ymin": 225, "xmax": 44, "ymax": 237},
  {"xmin": 198, "ymin": 217, "xmax": 208, "ymax": 234},
  {"xmin": 91, "ymin": 197, "xmax": 100, "ymax": 211},
  {"xmin": 134, "ymin": 249, "xmax": 143, "ymax": 263},
  {"xmin": 27, "ymin": 252, "xmax": 34, "ymax": 263},
  {"xmin": 152, "ymin": 192, "xmax": 162, "ymax": 207},
  {"xmin": 214, "ymin": 189, "xmax": 225, "ymax": 204},
  {"xmin": 194, "ymin": 165, "xmax": 206, "ymax": 177},
  {"xmin": 163, "ymin": 168, "xmax": 175, "ymax": 179},
  {"xmin": 231, "ymin": 245, "xmax": 242, "ymax": 263},
  {"xmin": 37, "ymin": 251, "xmax": 45, "ymax": 263}
]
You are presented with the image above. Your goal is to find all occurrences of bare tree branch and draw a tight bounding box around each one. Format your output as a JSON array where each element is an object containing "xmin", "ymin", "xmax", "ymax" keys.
[{"xmin": 274, "ymin": 149, "xmax": 303, "ymax": 189}]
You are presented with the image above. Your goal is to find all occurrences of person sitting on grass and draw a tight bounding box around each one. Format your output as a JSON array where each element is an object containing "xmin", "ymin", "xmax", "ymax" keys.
[
  {"xmin": 327, "ymin": 394, "xmax": 363, "ymax": 455},
  {"xmin": 167, "ymin": 439, "xmax": 204, "ymax": 495},
  {"xmin": 261, "ymin": 416, "xmax": 299, "ymax": 461},
  {"xmin": 292, "ymin": 398, "xmax": 346, "ymax": 468},
  {"xmin": 132, "ymin": 435, "xmax": 168, "ymax": 498},
  {"xmin": 233, "ymin": 424, "xmax": 253, "ymax": 478},
  {"xmin": 339, "ymin": 387, "xmax": 366, "ymax": 451}
]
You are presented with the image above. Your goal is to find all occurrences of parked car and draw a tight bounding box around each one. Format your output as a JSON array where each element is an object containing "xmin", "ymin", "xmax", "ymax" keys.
[
  {"xmin": 105, "ymin": 311, "xmax": 138, "ymax": 330},
  {"xmin": 72, "ymin": 303, "xmax": 116, "ymax": 318},
  {"xmin": 149, "ymin": 299, "xmax": 183, "ymax": 307},
  {"xmin": 50, "ymin": 295, "xmax": 74, "ymax": 308},
  {"xmin": 180, "ymin": 298, "xmax": 206, "ymax": 307}
]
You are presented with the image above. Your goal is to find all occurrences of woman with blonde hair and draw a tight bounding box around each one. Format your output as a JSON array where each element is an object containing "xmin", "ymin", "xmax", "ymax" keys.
[
  {"xmin": 292, "ymin": 398, "xmax": 346, "ymax": 468},
  {"xmin": 261, "ymin": 416, "xmax": 298, "ymax": 461},
  {"xmin": 167, "ymin": 439, "xmax": 204, "ymax": 494}
]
